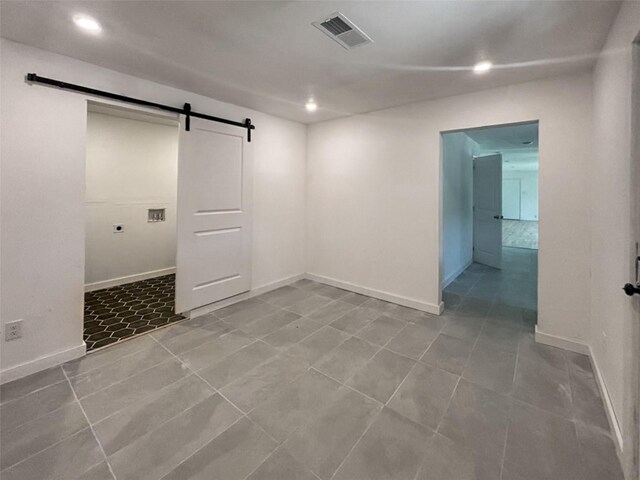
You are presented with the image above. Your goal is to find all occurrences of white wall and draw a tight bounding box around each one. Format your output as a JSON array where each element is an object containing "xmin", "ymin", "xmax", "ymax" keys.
[
  {"xmin": 307, "ymin": 72, "xmax": 593, "ymax": 338},
  {"xmin": 85, "ymin": 111, "xmax": 178, "ymax": 288},
  {"xmin": 590, "ymin": 2, "xmax": 640, "ymax": 475},
  {"xmin": 442, "ymin": 132, "xmax": 476, "ymax": 286},
  {"xmin": 502, "ymin": 170, "xmax": 539, "ymax": 221},
  {"xmin": 0, "ymin": 40, "xmax": 306, "ymax": 381}
]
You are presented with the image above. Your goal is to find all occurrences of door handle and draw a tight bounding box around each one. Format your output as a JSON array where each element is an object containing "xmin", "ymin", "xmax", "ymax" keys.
[
  {"xmin": 623, "ymin": 256, "xmax": 640, "ymax": 296},
  {"xmin": 493, "ymin": 215, "xmax": 504, "ymax": 220}
]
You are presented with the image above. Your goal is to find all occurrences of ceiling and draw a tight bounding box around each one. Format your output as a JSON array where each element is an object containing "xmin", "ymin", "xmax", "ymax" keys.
[
  {"xmin": 466, "ymin": 122, "xmax": 539, "ymax": 171},
  {"xmin": 0, "ymin": 1, "xmax": 621, "ymax": 124}
]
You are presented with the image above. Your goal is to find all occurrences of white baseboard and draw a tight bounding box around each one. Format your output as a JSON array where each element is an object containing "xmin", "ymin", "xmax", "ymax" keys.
[
  {"xmin": 588, "ymin": 344, "xmax": 624, "ymax": 454},
  {"xmin": 85, "ymin": 267, "xmax": 176, "ymax": 292},
  {"xmin": 443, "ymin": 259, "xmax": 473, "ymax": 288},
  {"xmin": 188, "ymin": 273, "xmax": 306, "ymax": 319},
  {"xmin": 1, "ymin": 342, "xmax": 86, "ymax": 385},
  {"xmin": 534, "ymin": 327, "xmax": 624, "ymax": 453},
  {"xmin": 534, "ymin": 326, "xmax": 590, "ymax": 354},
  {"xmin": 305, "ymin": 273, "xmax": 444, "ymax": 315}
]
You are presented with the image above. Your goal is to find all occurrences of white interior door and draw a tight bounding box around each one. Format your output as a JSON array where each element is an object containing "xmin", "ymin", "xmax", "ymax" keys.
[
  {"xmin": 632, "ymin": 42, "xmax": 640, "ymax": 479},
  {"xmin": 175, "ymin": 118, "xmax": 252, "ymax": 313},
  {"xmin": 503, "ymin": 178, "xmax": 521, "ymax": 220},
  {"xmin": 474, "ymin": 154, "xmax": 503, "ymax": 269}
]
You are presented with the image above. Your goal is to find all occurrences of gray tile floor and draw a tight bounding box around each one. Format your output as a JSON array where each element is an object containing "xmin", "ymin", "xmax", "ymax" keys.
[{"xmin": 0, "ymin": 255, "xmax": 624, "ymax": 479}]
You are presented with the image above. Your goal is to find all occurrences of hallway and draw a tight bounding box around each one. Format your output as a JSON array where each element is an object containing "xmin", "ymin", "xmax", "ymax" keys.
[{"xmin": 445, "ymin": 247, "xmax": 538, "ymax": 312}]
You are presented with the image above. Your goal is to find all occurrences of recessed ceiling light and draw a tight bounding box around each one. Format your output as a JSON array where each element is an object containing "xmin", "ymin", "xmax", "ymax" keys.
[
  {"xmin": 305, "ymin": 99, "xmax": 318, "ymax": 112},
  {"xmin": 473, "ymin": 61, "xmax": 492, "ymax": 74},
  {"xmin": 73, "ymin": 14, "xmax": 102, "ymax": 33}
]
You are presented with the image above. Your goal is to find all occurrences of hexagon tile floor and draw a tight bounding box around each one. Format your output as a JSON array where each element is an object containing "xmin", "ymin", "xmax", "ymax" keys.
[{"xmin": 84, "ymin": 274, "xmax": 185, "ymax": 351}]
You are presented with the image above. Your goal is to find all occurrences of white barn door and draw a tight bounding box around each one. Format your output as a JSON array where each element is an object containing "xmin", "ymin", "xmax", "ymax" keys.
[
  {"xmin": 175, "ymin": 118, "xmax": 252, "ymax": 313},
  {"xmin": 473, "ymin": 154, "xmax": 503, "ymax": 269}
]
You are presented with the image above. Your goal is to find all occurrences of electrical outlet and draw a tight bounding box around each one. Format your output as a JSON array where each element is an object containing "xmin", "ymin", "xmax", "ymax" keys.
[
  {"xmin": 5, "ymin": 320, "xmax": 22, "ymax": 341},
  {"xmin": 113, "ymin": 224, "xmax": 124, "ymax": 233}
]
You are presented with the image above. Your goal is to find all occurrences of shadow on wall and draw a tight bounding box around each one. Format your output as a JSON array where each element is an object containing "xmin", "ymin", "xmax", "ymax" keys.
[{"xmin": 442, "ymin": 121, "xmax": 539, "ymax": 285}]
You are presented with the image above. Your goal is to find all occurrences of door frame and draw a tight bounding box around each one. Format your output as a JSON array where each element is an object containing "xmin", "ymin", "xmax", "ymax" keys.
[
  {"xmin": 82, "ymin": 99, "xmax": 181, "ymax": 334},
  {"xmin": 82, "ymin": 98, "xmax": 254, "ymax": 328},
  {"xmin": 438, "ymin": 119, "xmax": 540, "ymax": 306},
  {"xmin": 632, "ymin": 39, "xmax": 640, "ymax": 480}
]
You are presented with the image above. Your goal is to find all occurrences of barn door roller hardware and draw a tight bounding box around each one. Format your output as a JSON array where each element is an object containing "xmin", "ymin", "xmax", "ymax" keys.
[{"xmin": 26, "ymin": 73, "xmax": 255, "ymax": 142}]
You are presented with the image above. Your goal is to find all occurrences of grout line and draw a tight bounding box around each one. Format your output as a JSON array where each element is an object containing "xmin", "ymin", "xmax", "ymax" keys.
[
  {"xmin": 0, "ymin": 426, "xmax": 100, "ymax": 475},
  {"xmin": 336, "ymin": 334, "xmax": 392, "ymax": 388},
  {"xmin": 238, "ymin": 445, "xmax": 324, "ymax": 480},
  {"xmin": 498, "ymin": 315, "xmax": 523, "ymax": 477},
  {"xmin": 455, "ymin": 312, "xmax": 484, "ymax": 382},
  {"xmin": 76, "ymin": 356, "xmax": 182, "ymax": 408},
  {"xmin": 75, "ymin": 358, "xmax": 214, "ymax": 425},
  {"xmin": 326, "ymin": 397, "xmax": 379, "ymax": 480},
  {"xmin": 309, "ymin": 366, "xmax": 384, "ymax": 408},
  {"xmin": 434, "ymin": 375, "xmax": 463, "ymax": 436},
  {"xmin": 431, "ymin": 306, "xmax": 487, "ymax": 433},
  {"xmin": 559, "ymin": 347, "xmax": 579, "ymax": 425},
  {"xmin": 509, "ymin": 394, "xmax": 580, "ymax": 422},
  {"xmin": 383, "ymin": 361, "xmax": 418, "ymax": 408},
  {"xmin": 499, "ymin": 416, "xmax": 512, "ymax": 479},
  {"xmin": 150, "ymin": 333, "xmax": 284, "ymax": 448},
  {"xmin": 66, "ymin": 336, "xmax": 158, "ymax": 379},
  {"xmin": 0, "ymin": 397, "xmax": 78, "ymax": 437},
  {"xmin": 149, "ymin": 336, "xmax": 241, "ymax": 410},
  {"xmin": 300, "ymin": 302, "xmax": 359, "ymax": 323},
  {"xmin": 0, "ymin": 378, "xmax": 73, "ymax": 417},
  {"xmin": 0, "ymin": 367, "xmax": 69, "ymax": 407},
  {"xmin": 158, "ymin": 321, "xmax": 242, "ymax": 358},
  {"xmin": 238, "ymin": 447, "xmax": 281, "ymax": 480},
  {"xmin": 61, "ymin": 368, "xmax": 118, "ymax": 480},
  {"xmin": 150, "ymin": 333, "xmax": 288, "ymax": 450},
  {"xmin": 282, "ymin": 295, "xmax": 335, "ymax": 317},
  {"xmin": 331, "ymin": 317, "xmax": 419, "ymax": 405},
  {"xmin": 283, "ymin": 325, "xmax": 355, "ymax": 365},
  {"xmin": 156, "ymin": 413, "xmax": 250, "ymax": 480},
  {"xmin": 89, "ymin": 370, "xmax": 213, "ymax": 429},
  {"xmin": 70, "ymin": 344, "xmax": 177, "ymax": 400},
  {"xmin": 148, "ymin": 318, "xmax": 222, "ymax": 346}
]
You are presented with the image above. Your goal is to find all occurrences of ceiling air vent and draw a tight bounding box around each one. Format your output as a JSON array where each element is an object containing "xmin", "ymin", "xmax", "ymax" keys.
[{"xmin": 312, "ymin": 12, "xmax": 373, "ymax": 50}]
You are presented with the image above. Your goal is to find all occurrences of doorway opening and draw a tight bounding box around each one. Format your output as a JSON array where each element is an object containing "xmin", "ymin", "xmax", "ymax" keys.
[
  {"xmin": 83, "ymin": 103, "xmax": 183, "ymax": 351},
  {"xmin": 441, "ymin": 121, "xmax": 539, "ymax": 320}
]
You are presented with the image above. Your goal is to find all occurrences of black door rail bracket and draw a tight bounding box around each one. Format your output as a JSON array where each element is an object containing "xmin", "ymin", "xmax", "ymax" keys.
[{"xmin": 26, "ymin": 73, "xmax": 255, "ymax": 141}]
